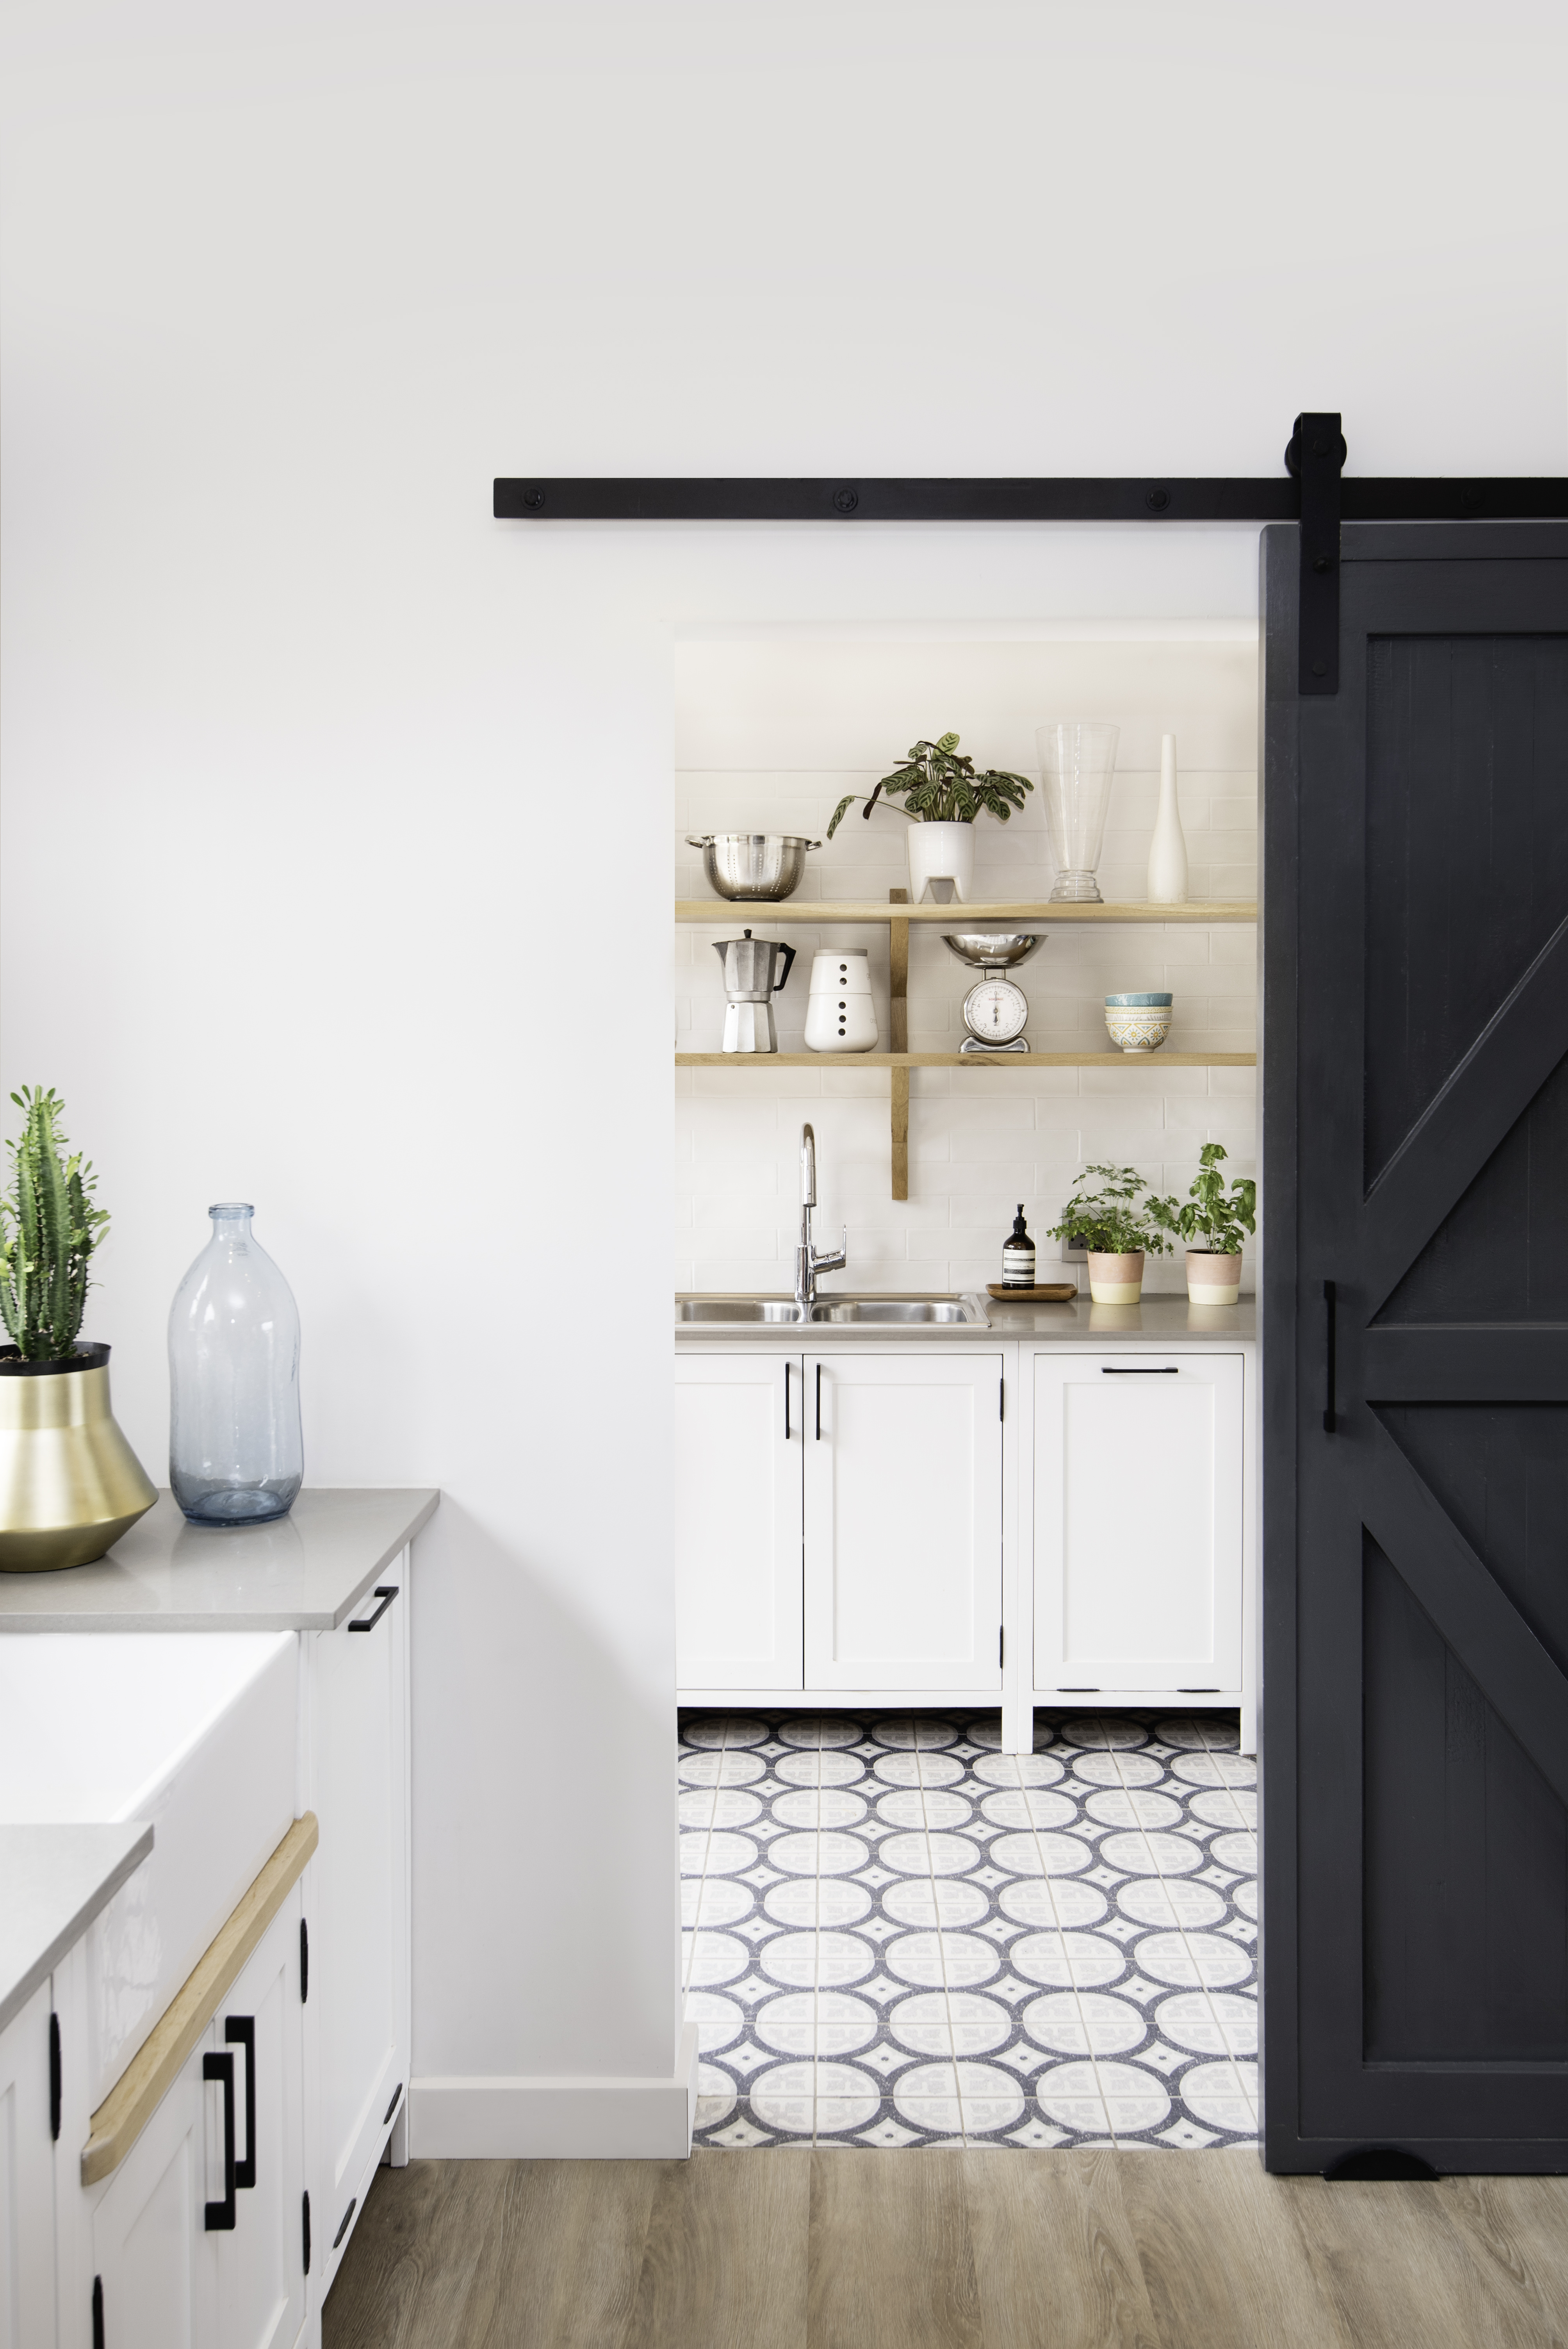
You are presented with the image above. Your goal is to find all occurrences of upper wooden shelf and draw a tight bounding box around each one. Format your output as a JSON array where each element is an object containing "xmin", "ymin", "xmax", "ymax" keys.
[
  {"xmin": 675, "ymin": 900, "xmax": 1257, "ymax": 924},
  {"xmin": 677, "ymin": 1052, "xmax": 1256, "ymax": 1069}
]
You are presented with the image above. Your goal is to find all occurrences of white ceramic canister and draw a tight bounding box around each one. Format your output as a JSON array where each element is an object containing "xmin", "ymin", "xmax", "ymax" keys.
[{"xmin": 805, "ymin": 948, "xmax": 878, "ymax": 1052}]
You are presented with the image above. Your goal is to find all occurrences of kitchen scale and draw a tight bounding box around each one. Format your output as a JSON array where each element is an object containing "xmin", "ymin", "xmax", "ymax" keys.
[{"xmin": 942, "ymin": 930, "xmax": 1043, "ymax": 1053}]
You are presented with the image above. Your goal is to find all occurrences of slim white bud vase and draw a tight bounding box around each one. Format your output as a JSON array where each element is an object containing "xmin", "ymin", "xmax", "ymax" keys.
[{"xmin": 1147, "ymin": 732, "xmax": 1188, "ymax": 905}]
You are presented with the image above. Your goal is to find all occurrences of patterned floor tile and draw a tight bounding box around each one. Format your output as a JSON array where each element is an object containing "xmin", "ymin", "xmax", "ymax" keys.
[{"xmin": 680, "ymin": 1707, "xmax": 1258, "ymax": 2149}]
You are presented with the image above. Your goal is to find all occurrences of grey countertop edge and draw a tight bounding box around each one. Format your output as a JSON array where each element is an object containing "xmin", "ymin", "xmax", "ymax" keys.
[
  {"xmin": 325, "ymin": 1486, "xmax": 441, "ymax": 1628},
  {"xmin": 675, "ymin": 1297, "xmax": 1256, "ymax": 1344},
  {"xmin": 0, "ymin": 1487, "xmax": 442, "ymax": 1634},
  {"xmin": 0, "ymin": 1823, "xmax": 154, "ymax": 2037}
]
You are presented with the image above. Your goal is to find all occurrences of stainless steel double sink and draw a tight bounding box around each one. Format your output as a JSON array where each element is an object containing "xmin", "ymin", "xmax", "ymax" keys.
[{"xmin": 675, "ymin": 1295, "xmax": 985, "ymax": 1325}]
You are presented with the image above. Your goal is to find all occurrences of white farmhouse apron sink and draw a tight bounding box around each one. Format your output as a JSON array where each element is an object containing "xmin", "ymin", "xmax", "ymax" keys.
[{"xmin": 0, "ymin": 1629, "xmax": 297, "ymax": 2105}]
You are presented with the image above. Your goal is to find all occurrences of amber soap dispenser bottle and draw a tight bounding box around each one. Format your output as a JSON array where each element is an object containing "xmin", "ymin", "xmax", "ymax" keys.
[{"xmin": 1001, "ymin": 1206, "xmax": 1036, "ymax": 1289}]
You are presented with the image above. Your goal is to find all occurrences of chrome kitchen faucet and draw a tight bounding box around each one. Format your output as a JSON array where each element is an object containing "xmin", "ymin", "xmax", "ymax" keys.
[{"xmin": 795, "ymin": 1123, "xmax": 848, "ymax": 1311}]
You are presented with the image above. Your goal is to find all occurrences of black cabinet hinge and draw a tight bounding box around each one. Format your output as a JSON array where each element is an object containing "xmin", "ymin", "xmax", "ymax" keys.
[
  {"xmin": 49, "ymin": 2011, "xmax": 61, "ymax": 2140},
  {"xmin": 1287, "ymin": 411, "xmax": 1345, "ymax": 695}
]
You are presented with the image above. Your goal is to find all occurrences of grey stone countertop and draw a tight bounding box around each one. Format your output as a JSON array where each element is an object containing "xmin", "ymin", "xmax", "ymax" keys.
[
  {"xmin": 676, "ymin": 1294, "xmax": 1255, "ymax": 1343},
  {"xmin": 0, "ymin": 1487, "xmax": 440, "ymax": 1634},
  {"xmin": 0, "ymin": 1823, "xmax": 153, "ymax": 2035}
]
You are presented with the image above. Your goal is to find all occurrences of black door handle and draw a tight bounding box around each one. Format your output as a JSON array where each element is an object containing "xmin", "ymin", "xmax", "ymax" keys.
[
  {"xmin": 1101, "ymin": 1365, "xmax": 1178, "ymax": 1374},
  {"xmin": 815, "ymin": 1362, "xmax": 822, "ymax": 1440},
  {"xmin": 203, "ymin": 2050, "xmax": 237, "ymax": 2230},
  {"xmin": 225, "ymin": 2016, "xmax": 255, "ymax": 2189},
  {"xmin": 784, "ymin": 1362, "xmax": 790, "ymax": 1441},
  {"xmin": 1323, "ymin": 1279, "xmax": 1338, "ymax": 1433},
  {"xmin": 348, "ymin": 1585, "xmax": 399, "ymax": 1633}
]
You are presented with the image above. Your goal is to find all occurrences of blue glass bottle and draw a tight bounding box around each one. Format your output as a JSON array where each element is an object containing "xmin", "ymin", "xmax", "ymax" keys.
[{"xmin": 169, "ymin": 1203, "xmax": 303, "ymax": 1524}]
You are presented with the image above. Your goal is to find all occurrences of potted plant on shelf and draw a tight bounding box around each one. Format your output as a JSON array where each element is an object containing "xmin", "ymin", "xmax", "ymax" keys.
[
  {"xmin": 1152, "ymin": 1142, "xmax": 1256, "ymax": 1306},
  {"xmin": 826, "ymin": 731, "xmax": 1033, "ymax": 904},
  {"xmin": 1047, "ymin": 1163, "xmax": 1174, "ymax": 1304},
  {"xmin": 0, "ymin": 1087, "xmax": 155, "ymax": 1570}
]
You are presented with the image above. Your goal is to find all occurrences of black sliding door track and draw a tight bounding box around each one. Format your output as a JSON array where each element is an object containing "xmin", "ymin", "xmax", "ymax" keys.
[{"xmin": 494, "ymin": 476, "xmax": 1568, "ymax": 526}]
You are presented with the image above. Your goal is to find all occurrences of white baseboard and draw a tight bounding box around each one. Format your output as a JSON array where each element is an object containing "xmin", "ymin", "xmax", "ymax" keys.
[{"xmin": 410, "ymin": 2021, "xmax": 698, "ymax": 2158}]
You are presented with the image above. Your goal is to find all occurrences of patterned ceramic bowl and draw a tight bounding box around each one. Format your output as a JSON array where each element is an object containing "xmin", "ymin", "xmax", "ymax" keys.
[{"xmin": 1105, "ymin": 993, "xmax": 1172, "ymax": 1054}]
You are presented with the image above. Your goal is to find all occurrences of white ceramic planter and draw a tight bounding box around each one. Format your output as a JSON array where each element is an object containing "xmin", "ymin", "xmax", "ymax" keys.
[
  {"xmin": 906, "ymin": 821, "xmax": 974, "ymax": 904},
  {"xmin": 1186, "ymin": 1249, "xmax": 1242, "ymax": 1306},
  {"xmin": 1087, "ymin": 1249, "xmax": 1145, "ymax": 1305}
]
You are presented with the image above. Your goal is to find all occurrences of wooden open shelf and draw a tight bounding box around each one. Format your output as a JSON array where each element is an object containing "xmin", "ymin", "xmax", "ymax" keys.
[
  {"xmin": 677, "ymin": 1052, "xmax": 1256, "ymax": 1069},
  {"xmin": 682, "ymin": 888, "xmax": 1257, "ymax": 1200},
  {"xmin": 677, "ymin": 899, "xmax": 1256, "ymax": 924}
]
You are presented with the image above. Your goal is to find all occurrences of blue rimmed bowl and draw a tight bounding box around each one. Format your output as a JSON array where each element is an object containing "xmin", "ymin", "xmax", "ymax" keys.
[{"xmin": 1105, "ymin": 992, "xmax": 1172, "ymax": 1053}]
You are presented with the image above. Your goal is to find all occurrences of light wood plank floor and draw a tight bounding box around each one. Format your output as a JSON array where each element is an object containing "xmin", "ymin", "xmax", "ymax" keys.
[{"xmin": 323, "ymin": 2149, "xmax": 1568, "ymax": 2349}]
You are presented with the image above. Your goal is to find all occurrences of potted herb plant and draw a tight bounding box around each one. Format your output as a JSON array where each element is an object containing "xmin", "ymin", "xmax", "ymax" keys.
[
  {"xmin": 0, "ymin": 1087, "xmax": 155, "ymax": 1570},
  {"xmin": 827, "ymin": 731, "xmax": 1033, "ymax": 904},
  {"xmin": 1152, "ymin": 1142, "xmax": 1256, "ymax": 1306},
  {"xmin": 1047, "ymin": 1163, "xmax": 1174, "ymax": 1304}
]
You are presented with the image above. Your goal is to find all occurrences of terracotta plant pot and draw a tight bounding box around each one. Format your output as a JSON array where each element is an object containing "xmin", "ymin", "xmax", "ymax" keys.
[
  {"xmin": 1087, "ymin": 1250, "xmax": 1144, "ymax": 1305},
  {"xmin": 1186, "ymin": 1249, "xmax": 1242, "ymax": 1306}
]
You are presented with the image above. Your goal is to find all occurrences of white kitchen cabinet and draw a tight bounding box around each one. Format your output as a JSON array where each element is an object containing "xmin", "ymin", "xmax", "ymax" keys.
[
  {"xmin": 89, "ymin": 2029, "xmax": 217, "ymax": 2349},
  {"xmin": 1032, "ymin": 1351, "xmax": 1244, "ymax": 1697},
  {"xmin": 307, "ymin": 1569, "xmax": 410, "ymax": 2303},
  {"xmin": 82, "ymin": 1886, "xmax": 306, "ymax": 2349},
  {"xmin": 675, "ymin": 1355, "xmax": 803, "ymax": 1690},
  {"xmin": 0, "ymin": 1982, "xmax": 59, "ymax": 2349},
  {"xmin": 216, "ymin": 1893, "xmax": 306, "ymax": 2349},
  {"xmin": 804, "ymin": 1353, "xmax": 1003, "ymax": 1693}
]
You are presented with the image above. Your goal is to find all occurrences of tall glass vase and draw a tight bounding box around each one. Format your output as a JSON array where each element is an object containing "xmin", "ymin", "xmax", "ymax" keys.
[
  {"xmin": 169, "ymin": 1203, "xmax": 303, "ymax": 1524},
  {"xmin": 1036, "ymin": 722, "xmax": 1120, "ymax": 903}
]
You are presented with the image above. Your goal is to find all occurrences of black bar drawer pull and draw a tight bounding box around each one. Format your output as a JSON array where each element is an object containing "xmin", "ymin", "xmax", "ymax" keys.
[
  {"xmin": 1101, "ymin": 1365, "xmax": 1178, "ymax": 1374},
  {"xmin": 50, "ymin": 2011, "xmax": 61, "ymax": 2140},
  {"xmin": 816, "ymin": 1362, "xmax": 822, "ymax": 1440},
  {"xmin": 384, "ymin": 2081, "xmax": 404, "ymax": 2125},
  {"xmin": 1323, "ymin": 1279, "xmax": 1338, "ymax": 1433},
  {"xmin": 333, "ymin": 2196, "xmax": 358, "ymax": 2251},
  {"xmin": 784, "ymin": 1362, "xmax": 790, "ymax": 1441},
  {"xmin": 92, "ymin": 2278, "xmax": 104, "ymax": 2349},
  {"xmin": 348, "ymin": 1585, "xmax": 399, "ymax": 1633},
  {"xmin": 225, "ymin": 2016, "xmax": 256, "ymax": 2189},
  {"xmin": 203, "ymin": 2050, "xmax": 237, "ymax": 2230}
]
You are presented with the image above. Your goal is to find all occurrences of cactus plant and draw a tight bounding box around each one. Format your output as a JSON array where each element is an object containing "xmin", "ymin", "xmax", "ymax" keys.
[{"xmin": 0, "ymin": 1088, "xmax": 109, "ymax": 1360}]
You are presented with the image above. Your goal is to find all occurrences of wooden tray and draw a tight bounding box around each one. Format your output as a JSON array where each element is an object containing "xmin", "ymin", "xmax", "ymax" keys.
[{"xmin": 987, "ymin": 1282, "xmax": 1079, "ymax": 1303}]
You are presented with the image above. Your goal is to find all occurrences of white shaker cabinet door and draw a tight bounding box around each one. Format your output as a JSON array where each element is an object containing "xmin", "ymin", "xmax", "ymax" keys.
[
  {"xmin": 0, "ymin": 1982, "xmax": 57, "ymax": 2349},
  {"xmin": 675, "ymin": 1354, "xmax": 803, "ymax": 1690},
  {"xmin": 216, "ymin": 1891, "xmax": 305, "ymax": 2349},
  {"xmin": 91, "ymin": 2030, "xmax": 219, "ymax": 2349},
  {"xmin": 804, "ymin": 1353, "xmax": 1003, "ymax": 1691},
  {"xmin": 308, "ymin": 1558, "xmax": 409, "ymax": 2301},
  {"xmin": 1033, "ymin": 1352, "xmax": 1244, "ymax": 1693}
]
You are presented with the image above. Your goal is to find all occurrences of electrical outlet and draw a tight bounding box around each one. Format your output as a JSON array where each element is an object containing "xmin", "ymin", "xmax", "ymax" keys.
[{"xmin": 1061, "ymin": 1231, "xmax": 1089, "ymax": 1262}]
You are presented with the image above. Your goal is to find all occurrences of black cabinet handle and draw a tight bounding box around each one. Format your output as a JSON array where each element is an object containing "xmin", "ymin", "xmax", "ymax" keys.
[
  {"xmin": 348, "ymin": 1585, "xmax": 399, "ymax": 1633},
  {"xmin": 784, "ymin": 1362, "xmax": 790, "ymax": 1441},
  {"xmin": 225, "ymin": 2016, "xmax": 255, "ymax": 2189},
  {"xmin": 333, "ymin": 2196, "xmax": 358, "ymax": 2251},
  {"xmin": 1323, "ymin": 1279, "xmax": 1338, "ymax": 1433},
  {"xmin": 816, "ymin": 1362, "xmax": 823, "ymax": 1441},
  {"xmin": 1101, "ymin": 1365, "xmax": 1178, "ymax": 1374},
  {"xmin": 303, "ymin": 2190, "xmax": 312, "ymax": 2275},
  {"xmin": 92, "ymin": 2278, "xmax": 104, "ymax": 2349},
  {"xmin": 203, "ymin": 2050, "xmax": 237, "ymax": 2230},
  {"xmin": 384, "ymin": 2081, "xmax": 404, "ymax": 2125},
  {"xmin": 50, "ymin": 2011, "xmax": 61, "ymax": 2140},
  {"xmin": 300, "ymin": 1917, "xmax": 309, "ymax": 2004}
]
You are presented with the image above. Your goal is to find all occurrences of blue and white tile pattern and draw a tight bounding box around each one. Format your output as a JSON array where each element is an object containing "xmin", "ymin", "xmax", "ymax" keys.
[{"xmin": 679, "ymin": 1709, "xmax": 1257, "ymax": 2151}]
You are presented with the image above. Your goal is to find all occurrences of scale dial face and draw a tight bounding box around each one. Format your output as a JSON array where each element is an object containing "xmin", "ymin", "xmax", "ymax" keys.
[{"xmin": 962, "ymin": 977, "xmax": 1029, "ymax": 1044}]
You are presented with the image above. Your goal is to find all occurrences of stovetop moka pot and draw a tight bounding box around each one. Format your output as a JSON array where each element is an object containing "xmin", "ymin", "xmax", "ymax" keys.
[{"xmin": 714, "ymin": 929, "xmax": 796, "ymax": 1053}]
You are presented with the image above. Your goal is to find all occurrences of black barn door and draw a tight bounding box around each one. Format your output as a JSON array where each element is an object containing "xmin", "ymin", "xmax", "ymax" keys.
[{"xmin": 1263, "ymin": 520, "xmax": 1568, "ymax": 2173}]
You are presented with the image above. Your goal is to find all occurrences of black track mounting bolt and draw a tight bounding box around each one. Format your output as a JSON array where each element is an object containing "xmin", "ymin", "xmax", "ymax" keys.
[
  {"xmin": 522, "ymin": 487, "xmax": 546, "ymax": 510},
  {"xmin": 832, "ymin": 487, "xmax": 859, "ymax": 513},
  {"xmin": 1145, "ymin": 487, "xmax": 1171, "ymax": 512}
]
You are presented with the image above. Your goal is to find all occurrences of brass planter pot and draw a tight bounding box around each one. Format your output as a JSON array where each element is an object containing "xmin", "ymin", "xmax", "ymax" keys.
[{"xmin": 0, "ymin": 1344, "xmax": 157, "ymax": 1572}]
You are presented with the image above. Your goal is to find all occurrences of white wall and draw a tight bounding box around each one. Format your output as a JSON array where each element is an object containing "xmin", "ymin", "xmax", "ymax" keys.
[
  {"xmin": 2, "ymin": 0, "xmax": 1561, "ymax": 2153},
  {"xmin": 677, "ymin": 633, "xmax": 1258, "ymax": 1296}
]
